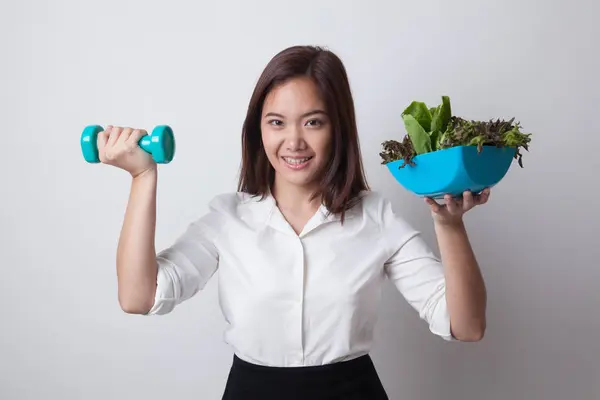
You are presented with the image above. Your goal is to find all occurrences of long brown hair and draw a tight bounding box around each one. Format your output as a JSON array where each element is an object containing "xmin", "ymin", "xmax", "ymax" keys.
[{"xmin": 237, "ymin": 45, "xmax": 369, "ymax": 218}]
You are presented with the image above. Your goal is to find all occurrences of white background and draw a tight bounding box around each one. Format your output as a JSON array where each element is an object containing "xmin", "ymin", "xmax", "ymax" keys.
[{"xmin": 2, "ymin": 1, "xmax": 599, "ymax": 399}]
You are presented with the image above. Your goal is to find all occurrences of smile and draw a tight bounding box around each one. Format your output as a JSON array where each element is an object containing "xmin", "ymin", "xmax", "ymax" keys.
[{"xmin": 282, "ymin": 156, "xmax": 313, "ymax": 169}]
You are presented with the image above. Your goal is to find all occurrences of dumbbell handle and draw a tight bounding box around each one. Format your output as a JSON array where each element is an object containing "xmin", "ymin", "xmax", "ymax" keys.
[
  {"xmin": 137, "ymin": 135, "xmax": 155, "ymax": 153},
  {"xmin": 81, "ymin": 125, "xmax": 175, "ymax": 164}
]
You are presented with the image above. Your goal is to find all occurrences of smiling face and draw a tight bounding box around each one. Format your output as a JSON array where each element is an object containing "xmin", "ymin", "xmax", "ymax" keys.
[{"xmin": 260, "ymin": 76, "xmax": 332, "ymax": 192}]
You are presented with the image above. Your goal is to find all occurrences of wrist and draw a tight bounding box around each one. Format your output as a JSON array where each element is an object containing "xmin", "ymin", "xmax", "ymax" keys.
[
  {"xmin": 132, "ymin": 165, "xmax": 157, "ymax": 182},
  {"xmin": 433, "ymin": 217, "xmax": 465, "ymax": 231}
]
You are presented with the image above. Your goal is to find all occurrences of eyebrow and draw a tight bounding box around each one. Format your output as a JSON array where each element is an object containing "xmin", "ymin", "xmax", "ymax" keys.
[{"xmin": 264, "ymin": 110, "xmax": 328, "ymax": 119}]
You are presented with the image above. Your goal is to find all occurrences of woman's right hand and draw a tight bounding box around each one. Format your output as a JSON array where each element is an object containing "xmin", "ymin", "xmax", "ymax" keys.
[{"xmin": 97, "ymin": 126, "xmax": 156, "ymax": 178}]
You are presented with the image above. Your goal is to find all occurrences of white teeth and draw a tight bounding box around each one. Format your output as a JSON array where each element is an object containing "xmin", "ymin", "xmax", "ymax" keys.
[{"xmin": 284, "ymin": 157, "xmax": 311, "ymax": 164}]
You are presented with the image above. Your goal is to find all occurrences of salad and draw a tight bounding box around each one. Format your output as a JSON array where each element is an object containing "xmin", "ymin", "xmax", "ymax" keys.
[{"xmin": 380, "ymin": 96, "xmax": 532, "ymax": 168}]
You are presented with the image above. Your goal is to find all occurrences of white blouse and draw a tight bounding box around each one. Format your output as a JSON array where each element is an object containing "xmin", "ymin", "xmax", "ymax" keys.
[{"xmin": 145, "ymin": 190, "xmax": 454, "ymax": 367}]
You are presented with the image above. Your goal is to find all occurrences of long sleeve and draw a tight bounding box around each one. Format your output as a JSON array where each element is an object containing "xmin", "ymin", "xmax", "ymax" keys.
[
  {"xmin": 380, "ymin": 197, "xmax": 455, "ymax": 341},
  {"xmin": 145, "ymin": 205, "xmax": 222, "ymax": 316}
]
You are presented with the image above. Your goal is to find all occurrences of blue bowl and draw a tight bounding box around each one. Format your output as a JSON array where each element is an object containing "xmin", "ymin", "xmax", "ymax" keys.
[{"xmin": 386, "ymin": 145, "xmax": 516, "ymax": 198}]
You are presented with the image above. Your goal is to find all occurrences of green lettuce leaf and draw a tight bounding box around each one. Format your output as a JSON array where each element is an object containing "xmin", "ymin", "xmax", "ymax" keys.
[
  {"xmin": 429, "ymin": 130, "xmax": 441, "ymax": 151},
  {"xmin": 431, "ymin": 95, "xmax": 451, "ymax": 133},
  {"xmin": 402, "ymin": 114, "xmax": 431, "ymax": 154},
  {"xmin": 402, "ymin": 101, "xmax": 432, "ymax": 132}
]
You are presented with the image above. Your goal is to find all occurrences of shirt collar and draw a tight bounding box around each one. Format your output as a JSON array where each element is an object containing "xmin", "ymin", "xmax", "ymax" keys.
[{"xmin": 239, "ymin": 192, "xmax": 354, "ymax": 237}]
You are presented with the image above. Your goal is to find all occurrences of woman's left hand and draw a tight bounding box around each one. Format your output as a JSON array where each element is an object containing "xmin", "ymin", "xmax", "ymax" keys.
[{"xmin": 425, "ymin": 188, "xmax": 490, "ymax": 226}]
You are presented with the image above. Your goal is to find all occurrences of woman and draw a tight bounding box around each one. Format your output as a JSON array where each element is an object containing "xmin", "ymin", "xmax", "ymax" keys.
[{"xmin": 98, "ymin": 45, "xmax": 488, "ymax": 399}]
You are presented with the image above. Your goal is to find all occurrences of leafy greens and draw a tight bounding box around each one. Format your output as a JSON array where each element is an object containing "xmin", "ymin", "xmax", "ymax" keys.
[{"xmin": 380, "ymin": 96, "xmax": 532, "ymax": 168}]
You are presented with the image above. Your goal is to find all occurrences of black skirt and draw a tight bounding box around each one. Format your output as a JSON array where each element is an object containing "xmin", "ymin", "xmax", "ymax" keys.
[{"xmin": 221, "ymin": 354, "xmax": 389, "ymax": 400}]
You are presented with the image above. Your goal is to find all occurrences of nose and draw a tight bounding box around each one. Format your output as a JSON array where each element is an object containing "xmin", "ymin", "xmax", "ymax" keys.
[{"xmin": 286, "ymin": 125, "xmax": 307, "ymax": 152}]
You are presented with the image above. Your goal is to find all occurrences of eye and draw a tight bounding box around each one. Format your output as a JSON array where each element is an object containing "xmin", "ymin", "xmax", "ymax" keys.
[
  {"xmin": 268, "ymin": 119, "xmax": 283, "ymax": 126},
  {"xmin": 305, "ymin": 119, "xmax": 323, "ymax": 127}
]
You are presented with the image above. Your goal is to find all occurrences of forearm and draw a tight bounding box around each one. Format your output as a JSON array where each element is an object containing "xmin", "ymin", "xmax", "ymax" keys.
[
  {"xmin": 434, "ymin": 219, "xmax": 487, "ymax": 341},
  {"xmin": 116, "ymin": 167, "xmax": 159, "ymax": 314}
]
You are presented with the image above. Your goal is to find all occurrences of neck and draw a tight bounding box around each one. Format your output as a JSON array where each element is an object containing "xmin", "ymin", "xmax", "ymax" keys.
[{"xmin": 271, "ymin": 179, "xmax": 321, "ymax": 214}]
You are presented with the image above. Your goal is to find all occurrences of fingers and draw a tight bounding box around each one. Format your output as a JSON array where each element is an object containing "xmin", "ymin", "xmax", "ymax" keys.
[
  {"xmin": 424, "ymin": 197, "xmax": 442, "ymax": 213},
  {"xmin": 120, "ymin": 127, "xmax": 134, "ymax": 140},
  {"xmin": 97, "ymin": 126, "xmax": 110, "ymax": 155},
  {"xmin": 460, "ymin": 188, "xmax": 491, "ymax": 210},
  {"xmin": 444, "ymin": 194, "xmax": 461, "ymax": 214},
  {"xmin": 462, "ymin": 191, "xmax": 474, "ymax": 210},
  {"xmin": 426, "ymin": 188, "xmax": 491, "ymax": 217},
  {"xmin": 100, "ymin": 125, "xmax": 141, "ymax": 162},
  {"xmin": 106, "ymin": 126, "xmax": 121, "ymax": 148},
  {"xmin": 117, "ymin": 127, "xmax": 133, "ymax": 149},
  {"xmin": 125, "ymin": 128, "xmax": 147, "ymax": 153},
  {"xmin": 477, "ymin": 187, "xmax": 491, "ymax": 204}
]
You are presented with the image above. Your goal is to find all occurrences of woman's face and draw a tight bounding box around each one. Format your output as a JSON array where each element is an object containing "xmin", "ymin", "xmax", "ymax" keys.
[{"xmin": 260, "ymin": 76, "xmax": 332, "ymax": 191}]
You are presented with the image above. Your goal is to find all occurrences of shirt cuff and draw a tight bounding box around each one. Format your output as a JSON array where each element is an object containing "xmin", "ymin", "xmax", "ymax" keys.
[
  {"xmin": 143, "ymin": 260, "xmax": 178, "ymax": 316},
  {"xmin": 421, "ymin": 284, "xmax": 456, "ymax": 341}
]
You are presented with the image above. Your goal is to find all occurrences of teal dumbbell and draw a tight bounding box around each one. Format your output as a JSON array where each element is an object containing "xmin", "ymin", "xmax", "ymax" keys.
[{"xmin": 80, "ymin": 125, "xmax": 176, "ymax": 164}]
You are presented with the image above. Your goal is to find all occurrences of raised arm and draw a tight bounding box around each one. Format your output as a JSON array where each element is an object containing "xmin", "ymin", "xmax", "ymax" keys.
[
  {"xmin": 97, "ymin": 126, "xmax": 220, "ymax": 315},
  {"xmin": 380, "ymin": 191, "xmax": 487, "ymax": 342},
  {"xmin": 431, "ymin": 219, "xmax": 486, "ymax": 341},
  {"xmin": 425, "ymin": 190, "xmax": 489, "ymax": 341},
  {"xmin": 116, "ymin": 167, "xmax": 160, "ymax": 314},
  {"xmin": 96, "ymin": 126, "xmax": 161, "ymax": 314}
]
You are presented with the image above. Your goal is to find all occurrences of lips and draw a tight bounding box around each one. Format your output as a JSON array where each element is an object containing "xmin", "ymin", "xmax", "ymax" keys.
[
  {"xmin": 283, "ymin": 156, "xmax": 312, "ymax": 164},
  {"xmin": 282, "ymin": 156, "xmax": 313, "ymax": 170}
]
